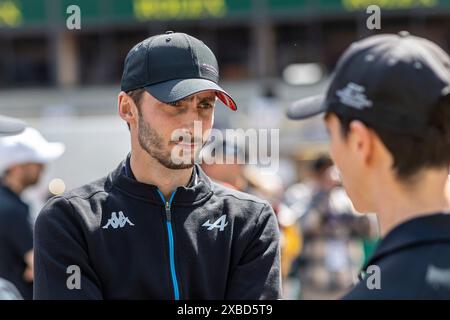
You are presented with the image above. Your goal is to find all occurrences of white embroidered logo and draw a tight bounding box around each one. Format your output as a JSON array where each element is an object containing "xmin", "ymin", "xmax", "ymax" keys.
[
  {"xmin": 202, "ymin": 215, "xmax": 228, "ymax": 232},
  {"xmin": 426, "ymin": 265, "xmax": 450, "ymax": 290},
  {"xmin": 336, "ymin": 82, "xmax": 373, "ymax": 110},
  {"xmin": 102, "ymin": 211, "xmax": 135, "ymax": 229}
]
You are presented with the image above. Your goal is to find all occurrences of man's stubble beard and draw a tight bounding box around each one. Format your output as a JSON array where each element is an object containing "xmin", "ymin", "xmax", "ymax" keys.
[{"xmin": 137, "ymin": 115, "xmax": 202, "ymax": 170}]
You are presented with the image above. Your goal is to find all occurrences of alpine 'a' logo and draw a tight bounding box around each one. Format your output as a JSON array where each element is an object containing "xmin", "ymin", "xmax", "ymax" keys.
[{"xmin": 202, "ymin": 215, "xmax": 228, "ymax": 232}]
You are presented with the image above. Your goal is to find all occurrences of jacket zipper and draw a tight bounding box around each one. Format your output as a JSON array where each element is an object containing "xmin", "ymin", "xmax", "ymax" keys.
[{"xmin": 157, "ymin": 189, "xmax": 180, "ymax": 300}]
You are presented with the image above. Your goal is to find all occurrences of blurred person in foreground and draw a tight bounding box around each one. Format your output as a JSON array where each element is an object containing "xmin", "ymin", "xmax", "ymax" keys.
[
  {"xmin": 288, "ymin": 31, "xmax": 450, "ymax": 299},
  {"xmin": 0, "ymin": 125, "xmax": 64, "ymax": 300},
  {"xmin": 34, "ymin": 32, "xmax": 281, "ymax": 300}
]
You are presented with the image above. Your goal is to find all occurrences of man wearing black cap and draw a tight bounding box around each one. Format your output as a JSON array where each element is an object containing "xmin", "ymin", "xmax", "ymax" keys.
[
  {"xmin": 34, "ymin": 32, "xmax": 281, "ymax": 300},
  {"xmin": 287, "ymin": 31, "xmax": 450, "ymax": 299}
]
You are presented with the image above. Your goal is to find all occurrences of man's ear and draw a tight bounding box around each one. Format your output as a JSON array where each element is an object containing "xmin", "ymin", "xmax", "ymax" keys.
[
  {"xmin": 348, "ymin": 120, "xmax": 374, "ymax": 166},
  {"xmin": 118, "ymin": 91, "xmax": 138, "ymax": 127}
]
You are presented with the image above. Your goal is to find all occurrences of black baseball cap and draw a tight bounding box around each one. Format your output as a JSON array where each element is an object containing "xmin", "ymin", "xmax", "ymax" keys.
[
  {"xmin": 0, "ymin": 115, "xmax": 25, "ymax": 136},
  {"xmin": 121, "ymin": 31, "xmax": 237, "ymax": 110},
  {"xmin": 287, "ymin": 31, "xmax": 450, "ymax": 135}
]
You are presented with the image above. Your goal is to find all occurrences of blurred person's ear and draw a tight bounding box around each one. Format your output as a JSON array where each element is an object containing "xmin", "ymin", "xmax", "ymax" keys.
[
  {"xmin": 118, "ymin": 91, "xmax": 139, "ymax": 129},
  {"xmin": 348, "ymin": 120, "xmax": 394, "ymax": 178},
  {"xmin": 347, "ymin": 120, "xmax": 375, "ymax": 168}
]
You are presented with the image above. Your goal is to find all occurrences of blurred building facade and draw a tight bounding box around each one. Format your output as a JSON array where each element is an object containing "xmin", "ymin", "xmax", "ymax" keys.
[
  {"xmin": 1, "ymin": 0, "xmax": 450, "ymax": 197},
  {"xmin": 1, "ymin": 0, "xmax": 450, "ymax": 88}
]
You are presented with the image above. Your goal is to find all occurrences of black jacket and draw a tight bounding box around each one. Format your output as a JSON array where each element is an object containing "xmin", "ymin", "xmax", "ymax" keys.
[
  {"xmin": 33, "ymin": 159, "xmax": 281, "ymax": 300},
  {"xmin": 343, "ymin": 213, "xmax": 450, "ymax": 299}
]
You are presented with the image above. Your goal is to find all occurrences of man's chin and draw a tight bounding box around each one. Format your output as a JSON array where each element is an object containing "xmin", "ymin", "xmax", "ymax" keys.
[
  {"xmin": 165, "ymin": 163, "xmax": 195, "ymax": 170},
  {"xmin": 158, "ymin": 157, "xmax": 197, "ymax": 170},
  {"xmin": 168, "ymin": 147, "xmax": 202, "ymax": 169}
]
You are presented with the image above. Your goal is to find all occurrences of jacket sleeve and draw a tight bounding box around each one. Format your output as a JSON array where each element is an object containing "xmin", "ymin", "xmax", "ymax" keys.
[
  {"xmin": 225, "ymin": 203, "xmax": 282, "ymax": 300},
  {"xmin": 33, "ymin": 197, "xmax": 103, "ymax": 300}
]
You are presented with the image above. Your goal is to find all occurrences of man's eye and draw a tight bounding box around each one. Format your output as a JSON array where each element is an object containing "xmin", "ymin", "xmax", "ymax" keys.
[
  {"xmin": 200, "ymin": 102, "xmax": 214, "ymax": 109},
  {"xmin": 167, "ymin": 101, "xmax": 182, "ymax": 107}
]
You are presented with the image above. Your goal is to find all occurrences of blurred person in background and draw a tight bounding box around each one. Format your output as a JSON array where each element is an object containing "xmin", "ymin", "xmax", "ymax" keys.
[
  {"xmin": 0, "ymin": 115, "xmax": 26, "ymax": 300},
  {"xmin": 288, "ymin": 32, "xmax": 450, "ymax": 299},
  {"xmin": 201, "ymin": 135, "xmax": 284, "ymax": 202},
  {"xmin": 283, "ymin": 154, "xmax": 376, "ymax": 299},
  {"xmin": 201, "ymin": 136, "xmax": 248, "ymax": 191},
  {"xmin": 202, "ymin": 135, "xmax": 299, "ymax": 296},
  {"xmin": 0, "ymin": 127, "xmax": 64, "ymax": 300}
]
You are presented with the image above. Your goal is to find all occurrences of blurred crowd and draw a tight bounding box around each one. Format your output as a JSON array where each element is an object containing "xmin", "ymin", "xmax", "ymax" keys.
[{"xmin": 201, "ymin": 138, "xmax": 380, "ymax": 299}]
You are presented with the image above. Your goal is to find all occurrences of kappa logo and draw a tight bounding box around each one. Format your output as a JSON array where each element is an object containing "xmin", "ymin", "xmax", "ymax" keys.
[
  {"xmin": 336, "ymin": 82, "xmax": 373, "ymax": 110},
  {"xmin": 202, "ymin": 214, "xmax": 228, "ymax": 232},
  {"xmin": 102, "ymin": 211, "xmax": 135, "ymax": 229}
]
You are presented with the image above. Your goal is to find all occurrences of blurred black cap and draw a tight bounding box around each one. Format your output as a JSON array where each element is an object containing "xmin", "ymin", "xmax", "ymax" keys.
[{"xmin": 287, "ymin": 31, "xmax": 450, "ymax": 135}]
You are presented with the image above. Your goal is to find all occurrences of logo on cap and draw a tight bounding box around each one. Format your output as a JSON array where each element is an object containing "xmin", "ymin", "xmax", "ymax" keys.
[
  {"xmin": 336, "ymin": 82, "xmax": 373, "ymax": 110},
  {"xmin": 200, "ymin": 63, "xmax": 218, "ymax": 77}
]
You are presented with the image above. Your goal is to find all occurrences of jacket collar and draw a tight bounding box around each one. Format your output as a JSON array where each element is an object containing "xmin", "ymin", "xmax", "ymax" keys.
[
  {"xmin": 365, "ymin": 213, "xmax": 450, "ymax": 269},
  {"xmin": 123, "ymin": 154, "xmax": 197, "ymax": 188},
  {"xmin": 108, "ymin": 156, "xmax": 213, "ymax": 206}
]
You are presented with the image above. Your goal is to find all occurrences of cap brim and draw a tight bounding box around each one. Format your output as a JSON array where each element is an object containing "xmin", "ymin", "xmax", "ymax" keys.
[
  {"xmin": 144, "ymin": 78, "xmax": 237, "ymax": 110},
  {"xmin": 287, "ymin": 95, "xmax": 327, "ymax": 120},
  {"xmin": 0, "ymin": 116, "xmax": 25, "ymax": 136}
]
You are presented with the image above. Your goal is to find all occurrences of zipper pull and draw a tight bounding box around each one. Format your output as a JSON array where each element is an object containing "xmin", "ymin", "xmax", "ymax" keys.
[{"xmin": 165, "ymin": 202, "xmax": 171, "ymax": 221}]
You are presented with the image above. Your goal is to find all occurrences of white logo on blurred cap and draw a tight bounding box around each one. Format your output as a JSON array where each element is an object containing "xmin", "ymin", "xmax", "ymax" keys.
[
  {"xmin": 336, "ymin": 82, "xmax": 373, "ymax": 110},
  {"xmin": 426, "ymin": 265, "xmax": 450, "ymax": 289}
]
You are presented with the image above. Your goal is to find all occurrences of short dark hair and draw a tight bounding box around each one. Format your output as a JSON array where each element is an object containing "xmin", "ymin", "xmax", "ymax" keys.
[
  {"xmin": 125, "ymin": 88, "xmax": 146, "ymax": 130},
  {"xmin": 333, "ymin": 95, "xmax": 450, "ymax": 183}
]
